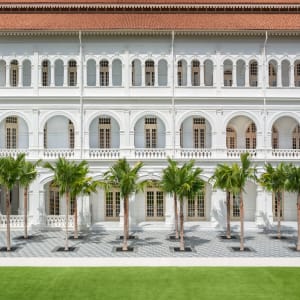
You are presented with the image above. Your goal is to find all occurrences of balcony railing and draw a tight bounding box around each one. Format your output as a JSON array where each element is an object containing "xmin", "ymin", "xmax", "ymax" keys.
[
  {"xmin": 227, "ymin": 149, "xmax": 257, "ymax": 158},
  {"xmin": 89, "ymin": 148, "xmax": 120, "ymax": 159},
  {"xmin": 0, "ymin": 215, "xmax": 24, "ymax": 228},
  {"xmin": 134, "ymin": 148, "xmax": 167, "ymax": 159},
  {"xmin": 0, "ymin": 148, "xmax": 29, "ymax": 158},
  {"xmin": 271, "ymin": 149, "xmax": 300, "ymax": 158},
  {"xmin": 46, "ymin": 215, "xmax": 74, "ymax": 228},
  {"xmin": 43, "ymin": 149, "xmax": 75, "ymax": 159},
  {"xmin": 178, "ymin": 148, "xmax": 213, "ymax": 159}
]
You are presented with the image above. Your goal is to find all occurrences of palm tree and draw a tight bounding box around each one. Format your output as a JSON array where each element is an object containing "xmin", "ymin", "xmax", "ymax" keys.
[
  {"xmin": 176, "ymin": 160, "xmax": 204, "ymax": 251},
  {"xmin": 19, "ymin": 159, "xmax": 41, "ymax": 239},
  {"xmin": 231, "ymin": 152, "xmax": 256, "ymax": 251},
  {"xmin": 259, "ymin": 163, "xmax": 288, "ymax": 239},
  {"xmin": 44, "ymin": 158, "xmax": 89, "ymax": 251},
  {"xmin": 210, "ymin": 163, "xmax": 235, "ymax": 239},
  {"xmin": 102, "ymin": 158, "xmax": 144, "ymax": 251},
  {"xmin": 71, "ymin": 175, "xmax": 99, "ymax": 239},
  {"xmin": 285, "ymin": 164, "xmax": 300, "ymax": 250},
  {"xmin": 161, "ymin": 158, "xmax": 180, "ymax": 239},
  {"xmin": 0, "ymin": 153, "xmax": 25, "ymax": 251}
]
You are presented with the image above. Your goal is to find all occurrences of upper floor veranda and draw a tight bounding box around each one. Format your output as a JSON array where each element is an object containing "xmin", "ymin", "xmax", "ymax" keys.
[{"xmin": 1, "ymin": 33, "xmax": 300, "ymax": 99}]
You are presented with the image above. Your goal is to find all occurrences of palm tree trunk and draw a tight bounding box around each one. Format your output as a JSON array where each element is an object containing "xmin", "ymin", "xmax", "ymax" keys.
[
  {"xmin": 297, "ymin": 192, "xmax": 300, "ymax": 251},
  {"xmin": 174, "ymin": 194, "xmax": 179, "ymax": 239},
  {"xmin": 239, "ymin": 193, "xmax": 244, "ymax": 251},
  {"xmin": 277, "ymin": 191, "xmax": 281, "ymax": 239},
  {"xmin": 74, "ymin": 197, "xmax": 78, "ymax": 239},
  {"xmin": 6, "ymin": 189, "xmax": 11, "ymax": 251},
  {"xmin": 122, "ymin": 196, "xmax": 128, "ymax": 251},
  {"xmin": 179, "ymin": 200, "xmax": 184, "ymax": 251},
  {"xmin": 226, "ymin": 191, "xmax": 231, "ymax": 239},
  {"xmin": 65, "ymin": 192, "xmax": 69, "ymax": 251},
  {"xmin": 24, "ymin": 186, "xmax": 28, "ymax": 239}
]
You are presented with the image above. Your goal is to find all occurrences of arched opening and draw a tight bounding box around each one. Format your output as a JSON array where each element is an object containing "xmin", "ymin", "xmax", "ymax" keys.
[
  {"xmin": 249, "ymin": 60, "xmax": 258, "ymax": 87},
  {"xmin": 226, "ymin": 127, "xmax": 237, "ymax": 149},
  {"xmin": 191, "ymin": 60, "xmax": 200, "ymax": 86},
  {"xmin": 68, "ymin": 60, "xmax": 77, "ymax": 86},
  {"xmin": 112, "ymin": 59, "xmax": 122, "ymax": 86},
  {"xmin": 100, "ymin": 60, "xmax": 109, "ymax": 86},
  {"xmin": 0, "ymin": 60, "xmax": 6, "ymax": 87},
  {"xmin": 269, "ymin": 60, "xmax": 277, "ymax": 87},
  {"xmin": 10, "ymin": 60, "xmax": 19, "ymax": 87},
  {"xmin": 158, "ymin": 59, "xmax": 168, "ymax": 86},
  {"xmin": 131, "ymin": 59, "xmax": 141, "ymax": 86},
  {"xmin": 41, "ymin": 60, "xmax": 51, "ymax": 87},
  {"xmin": 177, "ymin": 59, "xmax": 187, "ymax": 86},
  {"xmin": 204, "ymin": 60, "xmax": 213, "ymax": 86},
  {"xmin": 86, "ymin": 59, "xmax": 96, "ymax": 87},
  {"xmin": 236, "ymin": 59, "xmax": 245, "ymax": 87},
  {"xmin": 145, "ymin": 60, "xmax": 155, "ymax": 86},
  {"xmin": 281, "ymin": 60, "xmax": 290, "ymax": 87},
  {"xmin": 54, "ymin": 59, "xmax": 64, "ymax": 86},
  {"xmin": 134, "ymin": 115, "xmax": 166, "ymax": 148},
  {"xmin": 44, "ymin": 116, "xmax": 74, "ymax": 149},
  {"xmin": 223, "ymin": 59, "xmax": 233, "ymax": 87},
  {"xmin": 22, "ymin": 60, "xmax": 31, "ymax": 87}
]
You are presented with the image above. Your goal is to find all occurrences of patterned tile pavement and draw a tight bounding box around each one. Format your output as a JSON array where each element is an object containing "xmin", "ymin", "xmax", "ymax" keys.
[{"xmin": 0, "ymin": 228, "xmax": 300, "ymax": 258}]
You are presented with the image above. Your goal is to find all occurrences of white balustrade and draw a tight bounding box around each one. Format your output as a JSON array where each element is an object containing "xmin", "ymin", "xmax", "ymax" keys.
[
  {"xmin": 46, "ymin": 215, "xmax": 74, "ymax": 228},
  {"xmin": 178, "ymin": 148, "xmax": 213, "ymax": 159},
  {"xmin": 227, "ymin": 149, "xmax": 257, "ymax": 158},
  {"xmin": 89, "ymin": 149, "xmax": 120, "ymax": 159},
  {"xmin": 272, "ymin": 149, "xmax": 300, "ymax": 159},
  {"xmin": 0, "ymin": 149, "xmax": 29, "ymax": 158},
  {"xmin": 43, "ymin": 149, "xmax": 75, "ymax": 159},
  {"xmin": 135, "ymin": 148, "xmax": 167, "ymax": 159},
  {"xmin": 0, "ymin": 215, "xmax": 24, "ymax": 228}
]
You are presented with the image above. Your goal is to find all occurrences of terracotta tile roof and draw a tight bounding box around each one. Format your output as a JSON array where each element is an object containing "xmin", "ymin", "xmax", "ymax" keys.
[
  {"xmin": 0, "ymin": 13, "xmax": 299, "ymax": 30},
  {"xmin": 1, "ymin": 1, "xmax": 300, "ymax": 4}
]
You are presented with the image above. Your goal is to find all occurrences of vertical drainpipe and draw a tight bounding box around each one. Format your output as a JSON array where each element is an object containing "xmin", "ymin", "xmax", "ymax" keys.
[
  {"xmin": 79, "ymin": 31, "xmax": 83, "ymax": 160},
  {"xmin": 263, "ymin": 30, "xmax": 268, "ymax": 161},
  {"xmin": 171, "ymin": 30, "xmax": 175, "ymax": 158}
]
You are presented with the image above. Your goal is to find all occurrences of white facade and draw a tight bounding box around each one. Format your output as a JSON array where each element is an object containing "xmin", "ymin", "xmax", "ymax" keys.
[{"xmin": 0, "ymin": 32, "xmax": 299, "ymax": 231}]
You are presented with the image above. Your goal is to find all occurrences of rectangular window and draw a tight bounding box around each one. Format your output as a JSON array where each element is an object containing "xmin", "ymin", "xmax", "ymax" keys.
[
  {"xmin": 228, "ymin": 192, "xmax": 240, "ymax": 220},
  {"xmin": 99, "ymin": 118, "xmax": 111, "ymax": 148},
  {"xmin": 146, "ymin": 188, "xmax": 164, "ymax": 220},
  {"xmin": 6, "ymin": 117, "xmax": 18, "ymax": 149},
  {"xmin": 187, "ymin": 190, "xmax": 205, "ymax": 220},
  {"xmin": 145, "ymin": 117, "xmax": 157, "ymax": 148},
  {"xmin": 273, "ymin": 192, "xmax": 283, "ymax": 220},
  {"xmin": 69, "ymin": 121, "xmax": 74, "ymax": 149},
  {"xmin": 105, "ymin": 190, "xmax": 120, "ymax": 220},
  {"xmin": 193, "ymin": 118, "xmax": 206, "ymax": 148},
  {"xmin": 49, "ymin": 188, "xmax": 59, "ymax": 215}
]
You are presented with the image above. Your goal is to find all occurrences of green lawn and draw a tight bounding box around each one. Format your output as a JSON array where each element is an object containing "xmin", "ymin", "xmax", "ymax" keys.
[{"xmin": 0, "ymin": 267, "xmax": 299, "ymax": 300}]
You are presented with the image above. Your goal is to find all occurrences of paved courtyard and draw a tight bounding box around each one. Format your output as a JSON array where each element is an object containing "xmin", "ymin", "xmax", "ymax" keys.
[{"xmin": 0, "ymin": 228, "xmax": 300, "ymax": 258}]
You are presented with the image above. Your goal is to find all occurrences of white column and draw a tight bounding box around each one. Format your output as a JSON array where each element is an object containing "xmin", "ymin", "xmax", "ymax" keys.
[
  {"xmin": 164, "ymin": 193, "xmax": 174, "ymax": 229},
  {"xmin": 290, "ymin": 63, "xmax": 295, "ymax": 87},
  {"xmin": 200, "ymin": 62, "xmax": 204, "ymax": 86},
  {"xmin": 109, "ymin": 61, "xmax": 112, "ymax": 87},
  {"xmin": 50, "ymin": 64, "xmax": 55, "ymax": 87},
  {"xmin": 28, "ymin": 177, "xmax": 43, "ymax": 227},
  {"xmin": 258, "ymin": 63, "xmax": 263, "ymax": 88},
  {"xmin": 63, "ymin": 64, "xmax": 68, "ymax": 87},
  {"xmin": 210, "ymin": 189, "xmax": 226, "ymax": 229},
  {"xmin": 18, "ymin": 64, "xmax": 23, "ymax": 87},
  {"xmin": 83, "ymin": 63, "xmax": 87, "ymax": 87},
  {"xmin": 6, "ymin": 63, "xmax": 10, "ymax": 87},
  {"xmin": 187, "ymin": 63, "xmax": 192, "ymax": 86},
  {"xmin": 141, "ymin": 62, "xmax": 145, "ymax": 86},
  {"xmin": 245, "ymin": 64, "xmax": 250, "ymax": 87},
  {"xmin": 33, "ymin": 51, "xmax": 39, "ymax": 93},
  {"xmin": 232, "ymin": 64, "xmax": 237, "ymax": 87},
  {"xmin": 277, "ymin": 64, "xmax": 282, "ymax": 88},
  {"xmin": 154, "ymin": 62, "xmax": 158, "ymax": 87},
  {"xmin": 96, "ymin": 62, "xmax": 100, "ymax": 86}
]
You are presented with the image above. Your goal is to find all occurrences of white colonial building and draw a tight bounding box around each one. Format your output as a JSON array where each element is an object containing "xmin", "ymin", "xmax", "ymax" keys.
[{"xmin": 0, "ymin": 0, "xmax": 299, "ymax": 231}]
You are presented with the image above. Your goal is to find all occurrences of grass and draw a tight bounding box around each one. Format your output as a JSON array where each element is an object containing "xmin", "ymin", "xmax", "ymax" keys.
[{"xmin": 0, "ymin": 267, "xmax": 299, "ymax": 300}]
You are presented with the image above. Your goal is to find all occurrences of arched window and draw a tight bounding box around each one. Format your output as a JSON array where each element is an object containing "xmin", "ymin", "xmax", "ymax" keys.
[
  {"xmin": 223, "ymin": 60, "xmax": 233, "ymax": 87},
  {"xmin": 132, "ymin": 59, "xmax": 141, "ymax": 86},
  {"xmin": 86, "ymin": 59, "xmax": 96, "ymax": 87},
  {"xmin": 22, "ymin": 60, "xmax": 31, "ymax": 87},
  {"xmin": 112, "ymin": 59, "xmax": 122, "ymax": 86},
  {"xmin": 249, "ymin": 60, "xmax": 258, "ymax": 87},
  {"xmin": 5, "ymin": 116, "xmax": 18, "ymax": 149},
  {"xmin": 41, "ymin": 60, "xmax": 50, "ymax": 87},
  {"xmin": 193, "ymin": 118, "xmax": 206, "ymax": 148},
  {"xmin": 100, "ymin": 60, "xmax": 109, "ymax": 86},
  {"xmin": 69, "ymin": 120, "xmax": 74, "ymax": 149},
  {"xmin": 226, "ymin": 127, "xmax": 237, "ymax": 149},
  {"xmin": 272, "ymin": 126, "xmax": 279, "ymax": 149},
  {"xmin": 10, "ymin": 60, "xmax": 19, "ymax": 87},
  {"xmin": 0, "ymin": 60, "xmax": 6, "ymax": 86},
  {"xmin": 177, "ymin": 59, "xmax": 187, "ymax": 86},
  {"xmin": 191, "ymin": 60, "xmax": 200, "ymax": 86},
  {"xmin": 292, "ymin": 124, "xmax": 300, "ymax": 149},
  {"xmin": 145, "ymin": 60, "xmax": 155, "ymax": 86},
  {"xmin": 158, "ymin": 59, "xmax": 168, "ymax": 86},
  {"xmin": 281, "ymin": 60, "xmax": 290, "ymax": 87},
  {"xmin": 204, "ymin": 60, "xmax": 213, "ymax": 86},
  {"xmin": 54, "ymin": 60, "xmax": 64, "ymax": 86},
  {"xmin": 245, "ymin": 122, "xmax": 257, "ymax": 149},
  {"xmin": 236, "ymin": 60, "xmax": 245, "ymax": 87},
  {"xmin": 269, "ymin": 60, "xmax": 277, "ymax": 87},
  {"xmin": 145, "ymin": 117, "xmax": 157, "ymax": 148},
  {"xmin": 294, "ymin": 60, "xmax": 300, "ymax": 87},
  {"xmin": 68, "ymin": 60, "xmax": 77, "ymax": 86}
]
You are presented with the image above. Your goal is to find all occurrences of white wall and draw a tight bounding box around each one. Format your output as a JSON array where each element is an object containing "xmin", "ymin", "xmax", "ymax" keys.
[{"xmin": 46, "ymin": 116, "xmax": 70, "ymax": 148}]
